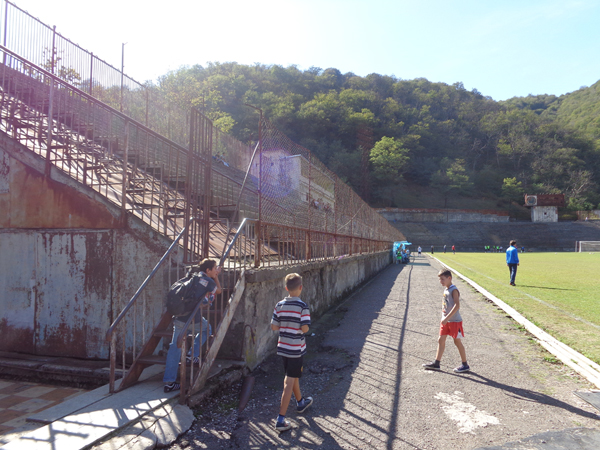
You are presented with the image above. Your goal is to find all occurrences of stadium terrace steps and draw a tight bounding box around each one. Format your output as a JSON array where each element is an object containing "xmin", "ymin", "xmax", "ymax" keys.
[{"xmin": 393, "ymin": 221, "xmax": 600, "ymax": 252}]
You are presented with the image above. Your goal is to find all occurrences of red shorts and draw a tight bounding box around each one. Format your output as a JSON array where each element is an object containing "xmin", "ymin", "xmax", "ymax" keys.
[{"xmin": 440, "ymin": 321, "xmax": 464, "ymax": 339}]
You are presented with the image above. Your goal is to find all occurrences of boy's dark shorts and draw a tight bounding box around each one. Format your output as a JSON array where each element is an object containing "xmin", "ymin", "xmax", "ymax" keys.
[{"xmin": 281, "ymin": 355, "xmax": 303, "ymax": 378}]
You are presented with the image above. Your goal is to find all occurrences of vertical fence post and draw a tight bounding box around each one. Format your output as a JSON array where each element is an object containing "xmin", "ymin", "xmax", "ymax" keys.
[
  {"xmin": 255, "ymin": 112, "xmax": 263, "ymax": 268},
  {"xmin": 120, "ymin": 121, "xmax": 129, "ymax": 222},
  {"xmin": 202, "ymin": 112, "xmax": 212, "ymax": 259},
  {"xmin": 120, "ymin": 43, "xmax": 125, "ymax": 113},
  {"xmin": 145, "ymin": 89, "xmax": 149, "ymax": 127},
  {"xmin": 350, "ymin": 220, "xmax": 353, "ymax": 256},
  {"xmin": 306, "ymin": 154, "xmax": 312, "ymax": 262},
  {"xmin": 89, "ymin": 52, "xmax": 93, "ymax": 95},
  {"xmin": 184, "ymin": 111, "xmax": 195, "ymax": 262},
  {"xmin": 2, "ymin": 1, "xmax": 8, "ymax": 66},
  {"xmin": 179, "ymin": 338, "xmax": 187, "ymax": 405},
  {"xmin": 44, "ymin": 25, "xmax": 57, "ymax": 177},
  {"xmin": 109, "ymin": 332, "xmax": 116, "ymax": 393}
]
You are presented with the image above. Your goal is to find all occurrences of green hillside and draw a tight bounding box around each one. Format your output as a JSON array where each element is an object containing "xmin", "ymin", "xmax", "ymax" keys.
[
  {"xmin": 551, "ymin": 81, "xmax": 600, "ymax": 140},
  {"xmin": 151, "ymin": 64, "xmax": 600, "ymax": 212}
]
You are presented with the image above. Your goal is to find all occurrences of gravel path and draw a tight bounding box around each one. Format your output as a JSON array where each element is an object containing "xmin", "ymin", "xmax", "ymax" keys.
[{"xmin": 168, "ymin": 255, "xmax": 599, "ymax": 449}]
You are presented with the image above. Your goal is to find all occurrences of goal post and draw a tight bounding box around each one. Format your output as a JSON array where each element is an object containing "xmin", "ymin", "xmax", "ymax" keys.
[{"xmin": 576, "ymin": 241, "xmax": 600, "ymax": 252}]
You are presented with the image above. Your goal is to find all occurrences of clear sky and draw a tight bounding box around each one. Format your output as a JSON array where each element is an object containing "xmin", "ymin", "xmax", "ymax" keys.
[{"xmin": 10, "ymin": 0, "xmax": 600, "ymax": 101}]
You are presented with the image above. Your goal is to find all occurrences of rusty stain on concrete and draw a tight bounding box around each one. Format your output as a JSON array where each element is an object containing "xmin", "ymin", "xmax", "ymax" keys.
[
  {"xmin": 0, "ymin": 150, "xmax": 120, "ymax": 229},
  {"xmin": 0, "ymin": 148, "xmax": 9, "ymax": 193}
]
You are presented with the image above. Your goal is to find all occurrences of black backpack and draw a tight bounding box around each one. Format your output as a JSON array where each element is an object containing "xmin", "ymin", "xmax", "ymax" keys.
[{"xmin": 166, "ymin": 273, "xmax": 210, "ymax": 317}]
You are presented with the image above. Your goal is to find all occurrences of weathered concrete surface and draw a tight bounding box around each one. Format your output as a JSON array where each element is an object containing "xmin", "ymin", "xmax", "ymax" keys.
[
  {"xmin": 0, "ymin": 365, "xmax": 179, "ymax": 450},
  {"xmin": 0, "ymin": 228, "xmax": 172, "ymax": 359},
  {"xmin": 218, "ymin": 251, "xmax": 392, "ymax": 369},
  {"xmin": 0, "ymin": 351, "xmax": 111, "ymax": 388},
  {"xmin": 170, "ymin": 255, "xmax": 600, "ymax": 449},
  {"xmin": 0, "ymin": 142, "xmax": 121, "ymax": 229},
  {"xmin": 377, "ymin": 207, "xmax": 509, "ymax": 223},
  {"xmin": 0, "ymin": 137, "xmax": 176, "ymax": 359},
  {"xmin": 89, "ymin": 403, "xmax": 195, "ymax": 450},
  {"xmin": 474, "ymin": 428, "xmax": 600, "ymax": 449}
]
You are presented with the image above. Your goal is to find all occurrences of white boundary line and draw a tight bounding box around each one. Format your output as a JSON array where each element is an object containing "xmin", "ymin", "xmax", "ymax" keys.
[{"xmin": 431, "ymin": 256, "xmax": 600, "ymax": 389}]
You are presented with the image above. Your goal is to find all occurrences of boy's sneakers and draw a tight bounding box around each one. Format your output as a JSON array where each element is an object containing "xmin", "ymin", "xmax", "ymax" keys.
[
  {"xmin": 275, "ymin": 419, "xmax": 292, "ymax": 432},
  {"xmin": 163, "ymin": 382, "xmax": 181, "ymax": 393},
  {"xmin": 296, "ymin": 396, "xmax": 313, "ymax": 413},
  {"xmin": 454, "ymin": 363, "xmax": 470, "ymax": 373},
  {"xmin": 422, "ymin": 361, "xmax": 441, "ymax": 371}
]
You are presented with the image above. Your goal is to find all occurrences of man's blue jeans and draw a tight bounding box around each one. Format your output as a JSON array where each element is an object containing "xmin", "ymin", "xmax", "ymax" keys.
[
  {"xmin": 163, "ymin": 317, "xmax": 211, "ymax": 383},
  {"xmin": 508, "ymin": 263, "xmax": 518, "ymax": 284}
]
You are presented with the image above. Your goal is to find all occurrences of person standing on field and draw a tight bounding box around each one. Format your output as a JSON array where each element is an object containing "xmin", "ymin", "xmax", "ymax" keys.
[
  {"xmin": 422, "ymin": 269, "xmax": 470, "ymax": 373},
  {"xmin": 506, "ymin": 240, "xmax": 520, "ymax": 286}
]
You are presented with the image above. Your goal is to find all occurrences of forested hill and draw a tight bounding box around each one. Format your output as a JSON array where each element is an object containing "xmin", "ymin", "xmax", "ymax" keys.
[
  {"xmin": 153, "ymin": 63, "xmax": 600, "ymax": 211},
  {"xmin": 505, "ymin": 80, "xmax": 600, "ymax": 144}
]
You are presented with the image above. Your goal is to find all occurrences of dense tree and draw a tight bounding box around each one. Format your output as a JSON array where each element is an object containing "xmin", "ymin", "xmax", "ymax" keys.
[{"xmin": 147, "ymin": 63, "xmax": 600, "ymax": 210}]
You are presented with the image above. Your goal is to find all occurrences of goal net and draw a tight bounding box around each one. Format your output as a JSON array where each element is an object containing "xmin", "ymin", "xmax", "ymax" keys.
[{"xmin": 576, "ymin": 241, "xmax": 600, "ymax": 252}]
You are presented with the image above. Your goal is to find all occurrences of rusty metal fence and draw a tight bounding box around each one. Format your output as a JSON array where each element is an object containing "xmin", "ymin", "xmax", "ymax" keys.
[
  {"xmin": 0, "ymin": 0, "xmax": 401, "ymax": 265},
  {"xmin": 0, "ymin": 44, "xmax": 211, "ymax": 265},
  {"xmin": 0, "ymin": 1, "xmax": 150, "ymax": 121},
  {"xmin": 248, "ymin": 118, "xmax": 400, "ymax": 265}
]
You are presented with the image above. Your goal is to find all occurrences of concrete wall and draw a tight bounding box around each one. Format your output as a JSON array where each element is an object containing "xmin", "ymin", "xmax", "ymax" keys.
[
  {"xmin": 577, "ymin": 210, "xmax": 600, "ymax": 221},
  {"xmin": 219, "ymin": 250, "xmax": 391, "ymax": 369},
  {"xmin": 0, "ymin": 134, "xmax": 174, "ymax": 359},
  {"xmin": 377, "ymin": 208, "xmax": 509, "ymax": 223},
  {"xmin": 1, "ymin": 133, "xmax": 393, "ymax": 364},
  {"xmin": 0, "ymin": 229, "xmax": 171, "ymax": 359},
  {"xmin": 531, "ymin": 206, "xmax": 558, "ymax": 223}
]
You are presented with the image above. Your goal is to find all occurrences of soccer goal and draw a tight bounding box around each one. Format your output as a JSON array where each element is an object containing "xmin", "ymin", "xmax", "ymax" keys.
[{"xmin": 576, "ymin": 241, "xmax": 600, "ymax": 252}]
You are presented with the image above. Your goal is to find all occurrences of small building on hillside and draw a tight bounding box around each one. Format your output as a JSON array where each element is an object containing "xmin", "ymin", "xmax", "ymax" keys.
[{"xmin": 524, "ymin": 194, "xmax": 565, "ymax": 223}]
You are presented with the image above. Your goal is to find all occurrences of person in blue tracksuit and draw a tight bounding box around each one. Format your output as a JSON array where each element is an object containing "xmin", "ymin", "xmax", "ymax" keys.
[{"xmin": 506, "ymin": 240, "xmax": 520, "ymax": 286}]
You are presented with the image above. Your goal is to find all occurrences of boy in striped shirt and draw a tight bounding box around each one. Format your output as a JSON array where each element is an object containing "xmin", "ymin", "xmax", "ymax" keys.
[{"xmin": 271, "ymin": 273, "xmax": 313, "ymax": 432}]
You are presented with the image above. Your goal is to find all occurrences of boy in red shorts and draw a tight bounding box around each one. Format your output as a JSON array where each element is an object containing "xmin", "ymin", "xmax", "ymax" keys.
[{"xmin": 422, "ymin": 269, "xmax": 470, "ymax": 373}]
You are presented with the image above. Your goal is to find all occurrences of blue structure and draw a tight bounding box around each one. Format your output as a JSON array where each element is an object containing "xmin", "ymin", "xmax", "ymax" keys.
[{"xmin": 392, "ymin": 241, "xmax": 412, "ymax": 264}]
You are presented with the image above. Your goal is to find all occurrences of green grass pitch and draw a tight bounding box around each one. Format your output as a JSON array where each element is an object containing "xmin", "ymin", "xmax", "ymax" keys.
[{"xmin": 434, "ymin": 252, "xmax": 600, "ymax": 365}]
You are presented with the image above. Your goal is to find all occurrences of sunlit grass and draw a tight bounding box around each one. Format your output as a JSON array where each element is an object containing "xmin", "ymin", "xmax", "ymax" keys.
[{"xmin": 435, "ymin": 252, "xmax": 600, "ymax": 364}]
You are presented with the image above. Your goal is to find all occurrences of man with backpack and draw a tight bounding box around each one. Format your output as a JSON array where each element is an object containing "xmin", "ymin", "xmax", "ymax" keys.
[{"xmin": 163, "ymin": 258, "xmax": 222, "ymax": 393}]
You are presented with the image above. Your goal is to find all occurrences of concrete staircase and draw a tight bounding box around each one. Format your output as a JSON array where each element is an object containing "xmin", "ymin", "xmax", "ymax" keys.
[{"xmin": 394, "ymin": 221, "xmax": 600, "ymax": 252}]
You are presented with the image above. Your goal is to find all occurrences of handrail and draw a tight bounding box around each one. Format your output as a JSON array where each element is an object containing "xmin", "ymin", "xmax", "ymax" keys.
[
  {"xmin": 4, "ymin": 0, "xmax": 145, "ymax": 92},
  {"xmin": 219, "ymin": 218, "xmax": 255, "ymax": 267},
  {"xmin": 176, "ymin": 218, "xmax": 254, "ymax": 349},
  {"xmin": 105, "ymin": 217, "xmax": 197, "ymax": 342},
  {"xmin": 0, "ymin": 44, "xmax": 190, "ymax": 159},
  {"xmin": 219, "ymin": 141, "xmax": 260, "ymax": 259}
]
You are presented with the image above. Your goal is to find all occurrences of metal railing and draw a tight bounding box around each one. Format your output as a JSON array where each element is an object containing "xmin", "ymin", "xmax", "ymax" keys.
[
  {"xmin": 0, "ymin": 1, "xmax": 149, "ymax": 121},
  {"xmin": 0, "ymin": 2, "xmax": 403, "ymax": 393},
  {"xmin": 0, "ymin": 0, "xmax": 401, "ymax": 247},
  {"xmin": 0, "ymin": 46, "xmax": 260, "ymax": 263},
  {"xmin": 105, "ymin": 218, "xmax": 194, "ymax": 393},
  {"xmin": 0, "ymin": 45, "xmax": 196, "ymax": 245},
  {"xmin": 104, "ymin": 216, "xmax": 255, "ymax": 396},
  {"xmin": 0, "ymin": 0, "xmax": 187, "ymax": 147}
]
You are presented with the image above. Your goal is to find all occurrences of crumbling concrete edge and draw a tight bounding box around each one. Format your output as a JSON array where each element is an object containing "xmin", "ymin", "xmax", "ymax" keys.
[{"xmin": 89, "ymin": 365, "xmax": 247, "ymax": 450}]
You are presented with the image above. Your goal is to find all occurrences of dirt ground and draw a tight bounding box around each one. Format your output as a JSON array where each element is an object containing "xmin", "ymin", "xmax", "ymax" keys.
[{"xmin": 168, "ymin": 257, "xmax": 600, "ymax": 450}]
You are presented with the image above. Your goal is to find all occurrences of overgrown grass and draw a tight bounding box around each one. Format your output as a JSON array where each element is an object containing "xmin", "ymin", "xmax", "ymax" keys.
[{"xmin": 434, "ymin": 252, "xmax": 600, "ymax": 364}]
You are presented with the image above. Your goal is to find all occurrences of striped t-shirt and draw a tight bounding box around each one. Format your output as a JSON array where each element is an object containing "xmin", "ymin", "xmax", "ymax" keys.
[{"xmin": 271, "ymin": 296, "xmax": 311, "ymax": 358}]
